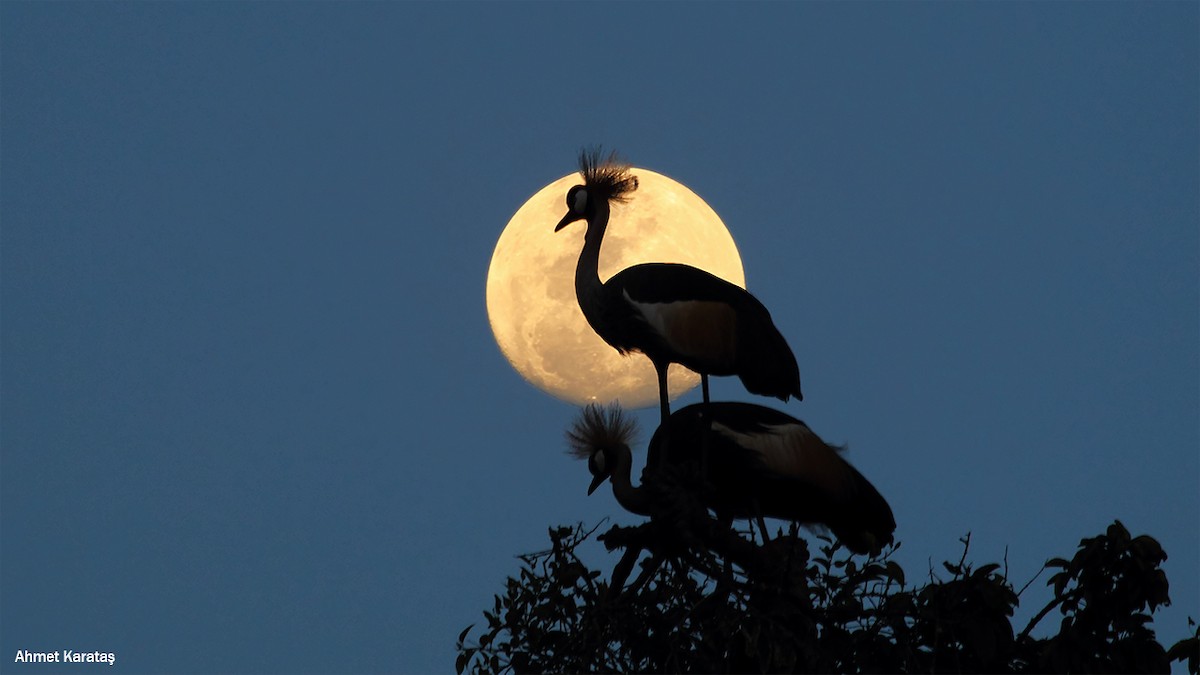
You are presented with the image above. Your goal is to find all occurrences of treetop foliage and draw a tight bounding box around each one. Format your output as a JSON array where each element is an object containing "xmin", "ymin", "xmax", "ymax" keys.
[{"xmin": 457, "ymin": 520, "xmax": 1197, "ymax": 674}]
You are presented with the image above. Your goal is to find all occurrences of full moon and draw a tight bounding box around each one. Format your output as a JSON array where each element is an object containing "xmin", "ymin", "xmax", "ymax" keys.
[{"xmin": 486, "ymin": 169, "xmax": 745, "ymax": 407}]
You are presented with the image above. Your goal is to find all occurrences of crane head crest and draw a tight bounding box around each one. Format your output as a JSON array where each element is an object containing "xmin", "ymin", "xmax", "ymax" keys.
[
  {"xmin": 578, "ymin": 147, "xmax": 639, "ymax": 204},
  {"xmin": 566, "ymin": 402, "xmax": 638, "ymax": 461},
  {"xmin": 567, "ymin": 403, "xmax": 638, "ymax": 496}
]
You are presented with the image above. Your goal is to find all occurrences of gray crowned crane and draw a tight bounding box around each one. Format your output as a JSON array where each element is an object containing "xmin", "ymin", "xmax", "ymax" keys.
[
  {"xmin": 554, "ymin": 149, "xmax": 803, "ymax": 424},
  {"xmin": 567, "ymin": 402, "xmax": 896, "ymax": 556}
]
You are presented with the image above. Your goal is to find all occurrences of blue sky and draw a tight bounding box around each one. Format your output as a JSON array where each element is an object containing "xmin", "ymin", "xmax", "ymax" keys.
[{"xmin": 2, "ymin": 2, "xmax": 1196, "ymax": 673}]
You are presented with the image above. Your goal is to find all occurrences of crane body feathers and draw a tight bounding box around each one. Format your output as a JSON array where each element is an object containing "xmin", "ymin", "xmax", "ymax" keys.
[
  {"xmin": 593, "ymin": 262, "xmax": 803, "ymax": 402},
  {"xmin": 572, "ymin": 402, "xmax": 896, "ymax": 555},
  {"xmin": 556, "ymin": 149, "xmax": 803, "ymax": 421},
  {"xmin": 650, "ymin": 403, "xmax": 896, "ymax": 554}
]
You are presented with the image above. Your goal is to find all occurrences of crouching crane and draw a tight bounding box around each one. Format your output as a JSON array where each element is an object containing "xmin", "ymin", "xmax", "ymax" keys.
[
  {"xmin": 554, "ymin": 148, "xmax": 803, "ymax": 424},
  {"xmin": 567, "ymin": 402, "xmax": 896, "ymax": 555}
]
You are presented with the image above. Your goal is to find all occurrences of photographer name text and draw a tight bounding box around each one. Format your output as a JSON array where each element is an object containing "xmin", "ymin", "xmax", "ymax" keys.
[{"xmin": 14, "ymin": 650, "xmax": 116, "ymax": 666}]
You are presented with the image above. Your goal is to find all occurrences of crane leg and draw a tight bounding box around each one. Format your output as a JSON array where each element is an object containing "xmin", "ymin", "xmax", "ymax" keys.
[
  {"xmin": 751, "ymin": 500, "xmax": 771, "ymax": 543},
  {"xmin": 607, "ymin": 545, "xmax": 642, "ymax": 600},
  {"xmin": 700, "ymin": 373, "xmax": 712, "ymax": 486},
  {"xmin": 756, "ymin": 515, "xmax": 771, "ymax": 544},
  {"xmin": 655, "ymin": 362, "xmax": 671, "ymax": 470},
  {"xmin": 716, "ymin": 514, "xmax": 737, "ymax": 583},
  {"xmin": 656, "ymin": 363, "xmax": 670, "ymax": 426},
  {"xmin": 628, "ymin": 554, "xmax": 663, "ymax": 594}
]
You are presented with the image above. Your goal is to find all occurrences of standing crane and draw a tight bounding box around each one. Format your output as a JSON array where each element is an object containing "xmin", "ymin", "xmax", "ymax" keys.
[
  {"xmin": 567, "ymin": 402, "xmax": 896, "ymax": 555},
  {"xmin": 554, "ymin": 148, "xmax": 803, "ymax": 425}
]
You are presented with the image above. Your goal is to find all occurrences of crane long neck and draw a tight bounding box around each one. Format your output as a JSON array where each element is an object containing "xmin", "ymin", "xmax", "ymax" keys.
[
  {"xmin": 608, "ymin": 445, "xmax": 653, "ymax": 517},
  {"xmin": 574, "ymin": 200, "xmax": 611, "ymax": 309}
]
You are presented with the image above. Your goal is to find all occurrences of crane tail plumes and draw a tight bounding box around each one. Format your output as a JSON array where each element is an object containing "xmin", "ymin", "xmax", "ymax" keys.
[
  {"xmin": 827, "ymin": 474, "xmax": 897, "ymax": 555},
  {"xmin": 740, "ymin": 421, "xmax": 894, "ymax": 554},
  {"xmin": 736, "ymin": 309, "xmax": 804, "ymax": 401},
  {"xmin": 578, "ymin": 147, "xmax": 639, "ymax": 203},
  {"xmin": 566, "ymin": 402, "xmax": 639, "ymax": 460}
]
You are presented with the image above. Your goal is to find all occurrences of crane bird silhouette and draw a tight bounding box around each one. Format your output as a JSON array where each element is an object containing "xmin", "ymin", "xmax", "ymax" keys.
[
  {"xmin": 554, "ymin": 148, "xmax": 802, "ymax": 424},
  {"xmin": 567, "ymin": 402, "xmax": 896, "ymax": 556}
]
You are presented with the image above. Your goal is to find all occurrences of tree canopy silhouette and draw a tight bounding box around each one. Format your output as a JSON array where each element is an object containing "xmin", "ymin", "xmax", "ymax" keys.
[{"xmin": 457, "ymin": 519, "xmax": 1196, "ymax": 674}]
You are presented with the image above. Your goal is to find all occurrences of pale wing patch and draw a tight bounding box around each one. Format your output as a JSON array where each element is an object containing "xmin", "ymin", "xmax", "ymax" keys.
[
  {"xmin": 712, "ymin": 421, "xmax": 853, "ymax": 494},
  {"xmin": 623, "ymin": 293, "xmax": 737, "ymax": 367}
]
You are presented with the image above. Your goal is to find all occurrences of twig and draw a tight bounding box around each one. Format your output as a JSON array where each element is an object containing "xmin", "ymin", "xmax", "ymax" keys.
[
  {"xmin": 1016, "ymin": 562, "xmax": 1047, "ymax": 598},
  {"xmin": 1017, "ymin": 595, "xmax": 1065, "ymax": 643},
  {"xmin": 956, "ymin": 532, "xmax": 972, "ymax": 576}
]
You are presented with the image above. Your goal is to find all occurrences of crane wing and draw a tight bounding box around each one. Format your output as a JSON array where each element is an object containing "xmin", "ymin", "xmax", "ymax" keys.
[
  {"xmin": 608, "ymin": 264, "xmax": 802, "ymax": 400},
  {"xmin": 710, "ymin": 420, "xmax": 859, "ymax": 497},
  {"xmin": 608, "ymin": 263, "xmax": 766, "ymax": 373}
]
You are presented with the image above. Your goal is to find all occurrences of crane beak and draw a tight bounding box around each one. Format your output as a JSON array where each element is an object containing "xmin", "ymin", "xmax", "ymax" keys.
[
  {"xmin": 587, "ymin": 473, "xmax": 607, "ymax": 495},
  {"xmin": 554, "ymin": 211, "xmax": 582, "ymax": 232}
]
